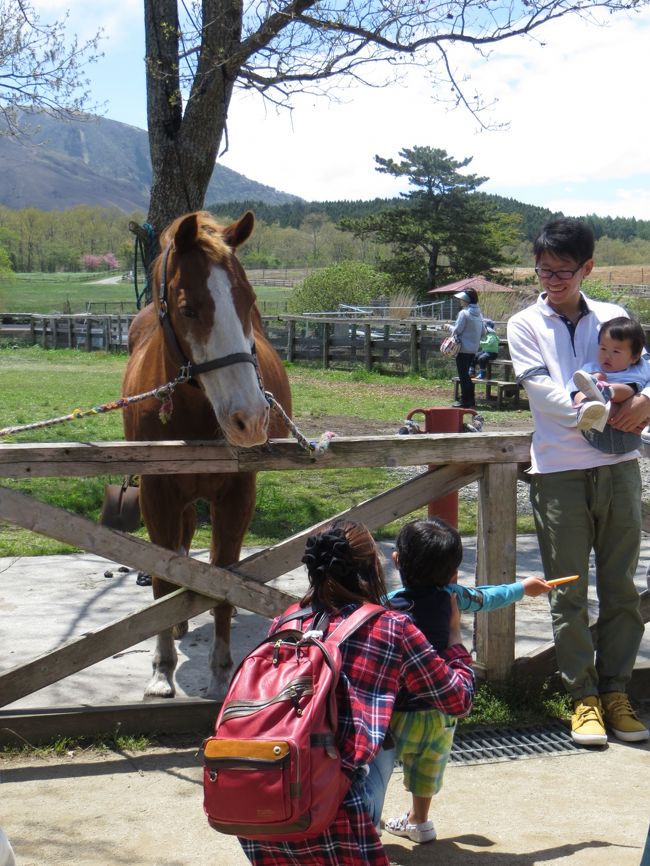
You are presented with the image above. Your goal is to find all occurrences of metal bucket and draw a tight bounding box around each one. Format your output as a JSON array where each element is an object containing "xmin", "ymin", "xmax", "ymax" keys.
[{"xmin": 100, "ymin": 478, "xmax": 141, "ymax": 531}]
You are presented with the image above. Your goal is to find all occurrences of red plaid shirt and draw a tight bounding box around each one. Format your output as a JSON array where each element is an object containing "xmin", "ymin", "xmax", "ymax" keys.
[{"xmin": 240, "ymin": 604, "xmax": 474, "ymax": 866}]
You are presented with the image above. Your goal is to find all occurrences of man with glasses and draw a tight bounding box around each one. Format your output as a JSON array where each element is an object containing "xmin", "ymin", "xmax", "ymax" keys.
[{"xmin": 507, "ymin": 217, "xmax": 649, "ymax": 747}]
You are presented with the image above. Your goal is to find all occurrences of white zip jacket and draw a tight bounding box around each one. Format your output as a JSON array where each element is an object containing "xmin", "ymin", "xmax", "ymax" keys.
[{"xmin": 507, "ymin": 292, "xmax": 649, "ymax": 474}]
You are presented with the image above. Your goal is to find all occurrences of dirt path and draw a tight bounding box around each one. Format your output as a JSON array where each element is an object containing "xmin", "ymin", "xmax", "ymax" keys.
[{"xmin": 2, "ymin": 717, "xmax": 649, "ymax": 866}]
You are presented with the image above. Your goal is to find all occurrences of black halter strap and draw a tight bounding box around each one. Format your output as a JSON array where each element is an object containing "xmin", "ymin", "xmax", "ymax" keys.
[{"xmin": 157, "ymin": 244, "xmax": 259, "ymax": 381}]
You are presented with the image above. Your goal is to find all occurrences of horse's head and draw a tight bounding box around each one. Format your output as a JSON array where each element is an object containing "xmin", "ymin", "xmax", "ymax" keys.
[{"xmin": 153, "ymin": 210, "xmax": 270, "ymax": 447}]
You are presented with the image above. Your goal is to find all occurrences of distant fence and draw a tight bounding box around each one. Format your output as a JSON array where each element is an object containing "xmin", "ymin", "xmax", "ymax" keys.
[
  {"xmin": 5, "ymin": 312, "xmax": 649, "ymax": 377},
  {"xmin": 245, "ymin": 268, "xmax": 317, "ymax": 287},
  {"xmin": 0, "ymin": 313, "xmax": 455, "ymax": 370},
  {"xmin": 0, "ymin": 313, "xmax": 132, "ymax": 351},
  {"xmin": 0, "ymin": 313, "xmax": 515, "ymax": 375}
]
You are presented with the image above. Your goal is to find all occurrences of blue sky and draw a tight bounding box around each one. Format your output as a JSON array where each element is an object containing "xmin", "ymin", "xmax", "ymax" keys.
[{"xmin": 34, "ymin": 1, "xmax": 650, "ymax": 218}]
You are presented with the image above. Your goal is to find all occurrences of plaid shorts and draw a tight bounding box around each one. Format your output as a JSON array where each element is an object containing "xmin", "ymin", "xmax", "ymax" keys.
[{"xmin": 390, "ymin": 709, "xmax": 457, "ymax": 798}]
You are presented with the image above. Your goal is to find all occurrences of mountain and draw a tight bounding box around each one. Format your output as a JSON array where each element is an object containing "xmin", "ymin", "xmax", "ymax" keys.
[{"xmin": 0, "ymin": 111, "xmax": 301, "ymax": 212}]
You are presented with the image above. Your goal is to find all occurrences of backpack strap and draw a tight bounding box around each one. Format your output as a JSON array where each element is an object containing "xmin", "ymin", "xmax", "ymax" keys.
[
  {"xmin": 325, "ymin": 603, "xmax": 385, "ymax": 648},
  {"xmin": 270, "ymin": 603, "xmax": 313, "ymax": 635},
  {"xmin": 271, "ymin": 603, "xmax": 384, "ymax": 644}
]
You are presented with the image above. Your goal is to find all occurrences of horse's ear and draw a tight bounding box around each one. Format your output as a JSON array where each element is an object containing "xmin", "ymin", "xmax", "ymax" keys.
[
  {"xmin": 222, "ymin": 211, "xmax": 255, "ymax": 250},
  {"xmin": 173, "ymin": 213, "xmax": 200, "ymax": 254}
]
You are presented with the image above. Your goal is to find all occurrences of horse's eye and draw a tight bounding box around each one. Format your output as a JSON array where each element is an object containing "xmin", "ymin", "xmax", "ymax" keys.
[{"xmin": 180, "ymin": 305, "xmax": 199, "ymax": 319}]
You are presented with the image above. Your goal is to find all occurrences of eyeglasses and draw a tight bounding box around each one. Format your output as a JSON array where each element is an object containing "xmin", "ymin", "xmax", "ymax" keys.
[{"xmin": 534, "ymin": 263, "xmax": 585, "ymax": 281}]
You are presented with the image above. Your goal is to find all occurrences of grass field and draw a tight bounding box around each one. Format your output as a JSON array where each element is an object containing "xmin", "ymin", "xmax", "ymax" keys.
[
  {"xmin": 0, "ymin": 273, "xmax": 295, "ymax": 314},
  {"xmin": 0, "ymin": 347, "xmax": 532, "ymax": 555}
]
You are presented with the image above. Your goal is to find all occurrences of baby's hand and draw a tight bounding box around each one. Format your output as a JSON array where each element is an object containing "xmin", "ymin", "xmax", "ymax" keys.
[{"xmin": 522, "ymin": 576, "xmax": 552, "ymax": 597}]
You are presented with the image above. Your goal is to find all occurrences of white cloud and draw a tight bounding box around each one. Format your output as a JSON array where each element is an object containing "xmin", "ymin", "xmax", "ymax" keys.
[{"xmin": 218, "ymin": 7, "xmax": 650, "ymax": 215}]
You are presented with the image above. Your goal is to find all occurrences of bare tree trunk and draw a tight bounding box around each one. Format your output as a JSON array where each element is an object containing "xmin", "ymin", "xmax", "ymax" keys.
[
  {"xmin": 426, "ymin": 245, "xmax": 440, "ymax": 291},
  {"xmin": 144, "ymin": 0, "xmax": 241, "ymax": 233}
]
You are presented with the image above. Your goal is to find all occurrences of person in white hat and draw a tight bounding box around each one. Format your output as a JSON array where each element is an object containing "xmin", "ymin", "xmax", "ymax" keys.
[{"xmin": 449, "ymin": 288, "xmax": 485, "ymax": 407}]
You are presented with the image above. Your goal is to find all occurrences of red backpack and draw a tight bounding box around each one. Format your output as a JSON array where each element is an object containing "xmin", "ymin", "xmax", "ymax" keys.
[{"xmin": 202, "ymin": 602, "xmax": 384, "ymax": 841}]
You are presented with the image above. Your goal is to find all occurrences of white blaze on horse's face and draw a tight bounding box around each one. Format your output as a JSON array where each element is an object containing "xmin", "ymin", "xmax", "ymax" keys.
[{"xmin": 186, "ymin": 263, "xmax": 270, "ymax": 446}]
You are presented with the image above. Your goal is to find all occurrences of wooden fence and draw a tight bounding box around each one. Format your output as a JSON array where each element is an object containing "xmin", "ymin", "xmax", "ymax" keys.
[
  {"xmin": 0, "ymin": 432, "xmax": 648, "ymax": 743},
  {"xmin": 0, "ymin": 313, "xmax": 470, "ymax": 374},
  {"xmin": 0, "ymin": 313, "xmax": 132, "ymax": 351}
]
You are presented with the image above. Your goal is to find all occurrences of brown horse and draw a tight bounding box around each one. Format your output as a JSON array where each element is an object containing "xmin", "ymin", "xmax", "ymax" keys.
[{"xmin": 122, "ymin": 210, "xmax": 291, "ymax": 700}]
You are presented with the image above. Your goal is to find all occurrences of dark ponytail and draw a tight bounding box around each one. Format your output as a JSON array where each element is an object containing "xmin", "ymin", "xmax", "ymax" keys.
[{"xmin": 300, "ymin": 519, "xmax": 387, "ymax": 611}]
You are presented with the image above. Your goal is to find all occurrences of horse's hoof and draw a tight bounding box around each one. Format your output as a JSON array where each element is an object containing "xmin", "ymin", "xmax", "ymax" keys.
[
  {"xmin": 206, "ymin": 671, "xmax": 232, "ymax": 703},
  {"xmin": 173, "ymin": 620, "xmax": 189, "ymax": 639},
  {"xmin": 144, "ymin": 674, "xmax": 175, "ymax": 699}
]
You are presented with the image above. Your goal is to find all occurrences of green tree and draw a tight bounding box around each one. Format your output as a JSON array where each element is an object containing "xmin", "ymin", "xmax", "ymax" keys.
[
  {"xmin": 340, "ymin": 146, "xmax": 520, "ymax": 298},
  {"xmin": 0, "ymin": 244, "xmax": 12, "ymax": 280},
  {"xmin": 289, "ymin": 261, "xmax": 391, "ymax": 313}
]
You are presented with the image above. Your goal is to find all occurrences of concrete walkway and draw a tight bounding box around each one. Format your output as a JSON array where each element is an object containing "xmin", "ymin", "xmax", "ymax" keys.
[
  {"xmin": 1, "ymin": 712, "xmax": 649, "ymax": 866},
  {"xmin": 1, "ymin": 536, "xmax": 649, "ymax": 710},
  {"xmin": 1, "ymin": 539, "xmax": 650, "ymax": 865}
]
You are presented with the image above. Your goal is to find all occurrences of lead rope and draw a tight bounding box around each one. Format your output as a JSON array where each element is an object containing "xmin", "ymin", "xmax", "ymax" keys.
[
  {"xmin": 264, "ymin": 391, "xmax": 336, "ymax": 456},
  {"xmin": 0, "ymin": 380, "xmax": 334, "ymax": 458},
  {"xmin": 0, "ymin": 374, "xmax": 188, "ymax": 438}
]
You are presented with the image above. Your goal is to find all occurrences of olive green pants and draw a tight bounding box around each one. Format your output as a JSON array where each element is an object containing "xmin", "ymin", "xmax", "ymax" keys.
[{"xmin": 530, "ymin": 460, "xmax": 644, "ymax": 700}]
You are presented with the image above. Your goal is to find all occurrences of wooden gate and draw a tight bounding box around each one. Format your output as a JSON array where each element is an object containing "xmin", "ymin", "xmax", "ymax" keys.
[{"xmin": 0, "ymin": 431, "xmax": 646, "ymax": 743}]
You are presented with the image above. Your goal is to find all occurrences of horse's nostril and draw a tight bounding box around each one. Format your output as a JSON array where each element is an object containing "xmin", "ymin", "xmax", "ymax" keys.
[{"xmin": 232, "ymin": 412, "xmax": 247, "ymax": 432}]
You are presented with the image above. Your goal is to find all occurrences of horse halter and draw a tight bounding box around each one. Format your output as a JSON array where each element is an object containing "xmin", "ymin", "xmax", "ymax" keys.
[{"xmin": 157, "ymin": 243, "xmax": 260, "ymax": 384}]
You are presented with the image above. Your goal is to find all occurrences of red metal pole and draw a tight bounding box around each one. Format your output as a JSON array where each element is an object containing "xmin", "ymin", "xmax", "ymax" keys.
[{"xmin": 405, "ymin": 407, "xmax": 477, "ymax": 527}]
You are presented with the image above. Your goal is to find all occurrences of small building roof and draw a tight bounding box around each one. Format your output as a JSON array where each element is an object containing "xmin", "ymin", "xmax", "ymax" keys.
[{"xmin": 428, "ymin": 275, "xmax": 515, "ymax": 294}]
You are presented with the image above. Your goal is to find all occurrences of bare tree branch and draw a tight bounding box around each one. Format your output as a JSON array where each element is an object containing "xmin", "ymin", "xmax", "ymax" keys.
[
  {"xmin": 140, "ymin": 0, "xmax": 646, "ymax": 228},
  {"xmin": 0, "ymin": 0, "xmax": 103, "ymax": 136}
]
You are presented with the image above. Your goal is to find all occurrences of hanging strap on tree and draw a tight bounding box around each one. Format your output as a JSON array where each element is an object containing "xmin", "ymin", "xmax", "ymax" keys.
[{"xmin": 129, "ymin": 221, "xmax": 158, "ymax": 309}]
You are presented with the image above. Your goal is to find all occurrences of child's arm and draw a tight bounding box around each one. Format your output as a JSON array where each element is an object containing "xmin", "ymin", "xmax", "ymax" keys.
[
  {"xmin": 447, "ymin": 594, "xmax": 463, "ymax": 647},
  {"xmin": 451, "ymin": 577, "xmax": 550, "ymax": 612}
]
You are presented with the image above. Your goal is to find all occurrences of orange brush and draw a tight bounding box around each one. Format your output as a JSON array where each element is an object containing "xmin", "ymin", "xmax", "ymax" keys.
[{"xmin": 546, "ymin": 575, "xmax": 579, "ymax": 587}]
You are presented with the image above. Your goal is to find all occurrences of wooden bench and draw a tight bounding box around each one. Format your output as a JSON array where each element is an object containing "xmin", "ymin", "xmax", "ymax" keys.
[
  {"xmin": 485, "ymin": 359, "xmax": 515, "ymax": 381},
  {"xmin": 452, "ymin": 376, "xmax": 526, "ymax": 410}
]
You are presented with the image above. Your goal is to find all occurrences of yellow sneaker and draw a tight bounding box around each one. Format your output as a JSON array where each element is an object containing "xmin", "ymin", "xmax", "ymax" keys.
[
  {"xmin": 601, "ymin": 692, "xmax": 650, "ymax": 743},
  {"xmin": 571, "ymin": 696, "xmax": 607, "ymax": 746}
]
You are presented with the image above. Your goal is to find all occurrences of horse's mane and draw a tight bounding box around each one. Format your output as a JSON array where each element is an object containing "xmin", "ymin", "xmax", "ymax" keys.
[{"xmin": 160, "ymin": 210, "xmax": 233, "ymax": 263}]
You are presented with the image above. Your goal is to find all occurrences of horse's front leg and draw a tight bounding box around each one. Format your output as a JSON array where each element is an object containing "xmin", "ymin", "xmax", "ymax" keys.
[
  {"xmin": 209, "ymin": 602, "xmax": 235, "ymax": 701},
  {"xmin": 206, "ymin": 474, "xmax": 256, "ymax": 701},
  {"xmin": 139, "ymin": 478, "xmax": 187, "ymax": 699}
]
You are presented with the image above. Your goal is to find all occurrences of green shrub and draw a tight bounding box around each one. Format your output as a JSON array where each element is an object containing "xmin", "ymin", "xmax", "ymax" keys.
[{"xmin": 289, "ymin": 260, "xmax": 391, "ymax": 314}]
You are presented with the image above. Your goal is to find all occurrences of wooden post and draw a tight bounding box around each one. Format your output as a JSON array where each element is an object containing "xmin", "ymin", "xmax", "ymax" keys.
[
  {"xmin": 383, "ymin": 324, "xmax": 390, "ymax": 362},
  {"xmin": 364, "ymin": 323, "xmax": 372, "ymax": 371},
  {"xmin": 322, "ymin": 322, "xmax": 331, "ymax": 369},
  {"xmin": 420, "ymin": 324, "xmax": 428, "ymax": 371},
  {"xmin": 85, "ymin": 318, "xmax": 92, "ymax": 352},
  {"xmin": 41, "ymin": 317, "xmax": 47, "ymax": 349},
  {"xmin": 67, "ymin": 317, "xmax": 73, "ymax": 348},
  {"xmin": 29, "ymin": 317, "xmax": 35, "ymax": 345},
  {"xmin": 287, "ymin": 319, "xmax": 295, "ymax": 362},
  {"xmin": 350, "ymin": 322, "xmax": 357, "ymax": 362},
  {"xmin": 474, "ymin": 461, "xmax": 518, "ymax": 681},
  {"xmin": 409, "ymin": 323, "xmax": 419, "ymax": 373}
]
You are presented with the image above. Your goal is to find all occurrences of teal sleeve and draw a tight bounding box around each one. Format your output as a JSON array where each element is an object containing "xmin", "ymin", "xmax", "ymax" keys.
[{"xmin": 450, "ymin": 581, "xmax": 525, "ymax": 612}]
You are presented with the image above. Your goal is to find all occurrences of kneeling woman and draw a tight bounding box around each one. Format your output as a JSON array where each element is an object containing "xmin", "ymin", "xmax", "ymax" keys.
[{"xmin": 239, "ymin": 519, "xmax": 475, "ymax": 866}]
